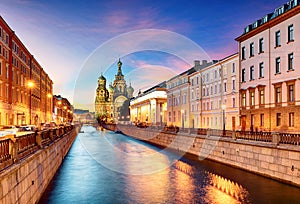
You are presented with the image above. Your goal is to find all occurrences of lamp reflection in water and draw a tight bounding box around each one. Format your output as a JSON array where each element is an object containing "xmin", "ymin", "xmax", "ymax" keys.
[{"xmin": 205, "ymin": 172, "xmax": 249, "ymax": 203}]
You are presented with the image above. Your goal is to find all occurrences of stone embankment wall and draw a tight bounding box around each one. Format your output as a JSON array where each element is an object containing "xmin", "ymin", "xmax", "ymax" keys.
[
  {"xmin": 0, "ymin": 127, "xmax": 79, "ymax": 203},
  {"xmin": 110, "ymin": 124, "xmax": 300, "ymax": 187}
]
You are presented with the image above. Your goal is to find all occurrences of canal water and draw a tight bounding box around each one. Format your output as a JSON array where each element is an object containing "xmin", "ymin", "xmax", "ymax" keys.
[{"xmin": 39, "ymin": 126, "xmax": 300, "ymax": 204}]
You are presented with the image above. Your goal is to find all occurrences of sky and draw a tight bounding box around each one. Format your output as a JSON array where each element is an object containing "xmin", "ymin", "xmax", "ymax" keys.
[{"xmin": 0, "ymin": 0, "xmax": 286, "ymax": 110}]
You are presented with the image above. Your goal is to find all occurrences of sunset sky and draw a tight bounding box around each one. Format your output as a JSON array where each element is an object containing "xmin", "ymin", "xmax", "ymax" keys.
[{"xmin": 0, "ymin": 0, "xmax": 285, "ymax": 110}]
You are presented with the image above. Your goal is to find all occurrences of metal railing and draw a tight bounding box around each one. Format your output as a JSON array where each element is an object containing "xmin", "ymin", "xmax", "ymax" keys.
[
  {"xmin": 0, "ymin": 125, "xmax": 76, "ymax": 171},
  {"xmin": 103, "ymin": 123, "xmax": 300, "ymax": 147}
]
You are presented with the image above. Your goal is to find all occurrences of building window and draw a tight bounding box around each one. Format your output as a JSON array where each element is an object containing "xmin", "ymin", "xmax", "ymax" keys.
[
  {"xmin": 232, "ymin": 63, "xmax": 235, "ymax": 73},
  {"xmin": 288, "ymin": 84, "xmax": 294, "ymax": 102},
  {"xmin": 275, "ymin": 86, "xmax": 282, "ymax": 104},
  {"xmin": 288, "ymin": 53, "xmax": 294, "ymax": 71},
  {"xmin": 232, "ymin": 79, "xmax": 235, "ymax": 90},
  {"xmin": 232, "ymin": 98, "xmax": 236, "ymax": 108},
  {"xmin": 242, "ymin": 46, "xmax": 246, "ymax": 60},
  {"xmin": 275, "ymin": 31, "xmax": 281, "ymax": 47},
  {"xmin": 250, "ymin": 42, "xmax": 254, "ymax": 57},
  {"xmin": 259, "ymin": 89, "xmax": 265, "ymax": 105},
  {"xmin": 241, "ymin": 68, "xmax": 246, "ymax": 82},
  {"xmin": 173, "ymin": 111, "xmax": 176, "ymax": 122},
  {"xmin": 6, "ymin": 66, "xmax": 8, "ymax": 79},
  {"xmin": 214, "ymin": 85, "xmax": 217, "ymax": 94},
  {"xmin": 250, "ymin": 66, "xmax": 254, "ymax": 80},
  {"xmin": 288, "ymin": 24, "xmax": 294, "ymax": 42},
  {"xmin": 260, "ymin": 114, "xmax": 264, "ymax": 126},
  {"xmin": 0, "ymin": 62, "xmax": 2, "ymax": 75},
  {"xmin": 168, "ymin": 112, "xmax": 171, "ymax": 122},
  {"xmin": 250, "ymin": 90, "xmax": 255, "ymax": 107},
  {"xmin": 289, "ymin": 112, "xmax": 294, "ymax": 127},
  {"xmin": 276, "ymin": 113, "xmax": 281, "ymax": 126},
  {"xmin": 276, "ymin": 57, "xmax": 280, "ymax": 74},
  {"xmin": 259, "ymin": 38, "xmax": 264, "ymax": 53},
  {"xmin": 224, "ymin": 83, "xmax": 227, "ymax": 92},
  {"xmin": 242, "ymin": 92, "xmax": 246, "ymax": 107},
  {"xmin": 259, "ymin": 62, "xmax": 264, "ymax": 78}
]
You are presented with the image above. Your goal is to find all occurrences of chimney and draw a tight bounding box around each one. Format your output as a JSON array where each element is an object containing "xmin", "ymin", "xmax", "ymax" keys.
[
  {"xmin": 202, "ymin": 60, "xmax": 208, "ymax": 66},
  {"xmin": 194, "ymin": 60, "xmax": 200, "ymax": 66}
]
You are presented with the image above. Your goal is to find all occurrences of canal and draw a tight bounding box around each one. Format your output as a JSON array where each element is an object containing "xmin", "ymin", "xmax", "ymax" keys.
[{"xmin": 39, "ymin": 126, "xmax": 300, "ymax": 204}]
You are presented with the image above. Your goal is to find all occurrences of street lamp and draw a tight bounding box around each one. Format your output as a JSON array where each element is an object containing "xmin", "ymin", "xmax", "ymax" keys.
[
  {"xmin": 27, "ymin": 81, "xmax": 35, "ymax": 124},
  {"xmin": 221, "ymin": 104, "xmax": 226, "ymax": 136}
]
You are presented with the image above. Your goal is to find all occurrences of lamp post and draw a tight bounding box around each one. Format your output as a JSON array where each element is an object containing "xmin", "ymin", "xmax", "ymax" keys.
[
  {"xmin": 27, "ymin": 81, "xmax": 34, "ymax": 125},
  {"xmin": 221, "ymin": 104, "xmax": 226, "ymax": 136}
]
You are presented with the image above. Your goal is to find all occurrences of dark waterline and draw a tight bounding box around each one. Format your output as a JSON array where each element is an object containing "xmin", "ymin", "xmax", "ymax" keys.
[{"xmin": 39, "ymin": 126, "xmax": 300, "ymax": 204}]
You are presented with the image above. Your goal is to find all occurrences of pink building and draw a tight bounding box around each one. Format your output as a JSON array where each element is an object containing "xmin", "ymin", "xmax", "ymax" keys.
[{"xmin": 236, "ymin": 1, "xmax": 300, "ymax": 133}]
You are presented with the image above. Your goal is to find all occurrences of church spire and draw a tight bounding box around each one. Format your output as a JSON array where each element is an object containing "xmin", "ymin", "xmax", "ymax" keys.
[{"xmin": 117, "ymin": 58, "xmax": 123, "ymax": 76}]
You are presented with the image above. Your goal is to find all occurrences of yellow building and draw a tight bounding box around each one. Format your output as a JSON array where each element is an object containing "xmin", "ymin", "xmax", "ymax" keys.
[
  {"xmin": 166, "ymin": 60, "xmax": 212, "ymax": 128},
  {"xmin": 130, "ymin": 82, "xmax": 167, "ymax": 126},
  {"xmin": 199, "ymin": 54, "xmax": 239, "ymax": 131}
]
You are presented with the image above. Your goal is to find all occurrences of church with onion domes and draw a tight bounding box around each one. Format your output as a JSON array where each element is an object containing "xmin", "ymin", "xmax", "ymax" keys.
[{"xmin": 95, "ymin": 59, "xmax": 134, "ymax": 123}]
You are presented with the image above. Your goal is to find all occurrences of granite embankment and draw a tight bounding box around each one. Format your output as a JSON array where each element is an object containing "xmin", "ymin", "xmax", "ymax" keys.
[
  {"xmin": 0, "ymin": 125, "xmax": 79, "ymax": 203},
  {"xmin": 106, "ymin": 124, "xmax": 300, "ymax": 187}
]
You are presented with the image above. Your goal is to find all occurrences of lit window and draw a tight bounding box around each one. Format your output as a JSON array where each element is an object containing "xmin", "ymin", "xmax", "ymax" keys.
[
  {"xmin": 275, "ymin": 86, "xmax": 281, "ymax": 103},
  {"xmin": 242, "ymin": 92, "xmax": 246, "ymax": 107},
  {"xmin": 250, "ymin": 90, "xmax": 255, "ymax": 106},
  {"xmin": 288, "ymin": 84, "xmax": 294, "ymax": 102},
  {"xmin": 259, "ymin": 89, "xmax": 265, "ymax": 105}
]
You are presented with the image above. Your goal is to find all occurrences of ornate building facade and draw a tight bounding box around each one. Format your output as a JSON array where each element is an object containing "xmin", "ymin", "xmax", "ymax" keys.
[
  {"xmin": 236, "ymin": 0, "xmax": 300, "ymax": 133},
  {"xmin": 0, "ymin": 16, "xmax": 53, "ymax": 126},
  {"xmin": 95, "ymin": 59, "xmax": 134, "ymax": 123}
]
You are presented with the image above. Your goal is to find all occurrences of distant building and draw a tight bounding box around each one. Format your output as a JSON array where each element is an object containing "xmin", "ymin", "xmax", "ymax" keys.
[
  {"xmin": 166, "ymin": 60, "xmax": 213, "ymax": 128},
  {"xmin": 73, "ymin": 109, "xmax": 95, "ymax": 124},
  {"xmin": 53, "ymin": 95, "xmax": 73, "ymax": 124},
  {"xmin": 196, "ymin": 54, "xmax": 239, "ymax": 130},
  {"xmin": 129, "ymin": 81, "xmax": 167, "ymax": 125},
  {"xmin": 0, "ymin": 16, "xmax": 53, "ymax": 126},
  {"xmin": 236, "ymin": 0, "xmax": 300, "ymax": 133},
  {"xmin": 95, "ymin": 59, "xmax": 134, "ymax": 123}
]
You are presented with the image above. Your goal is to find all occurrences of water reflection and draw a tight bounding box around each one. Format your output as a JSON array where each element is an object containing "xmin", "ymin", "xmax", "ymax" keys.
[
  {"xmin": 40, "ymin": 126, "xmax": 300, "ymax": 204},
  {"xmin": 205, "ymin": 172, "xmax": 249, "ymax": 204}
]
